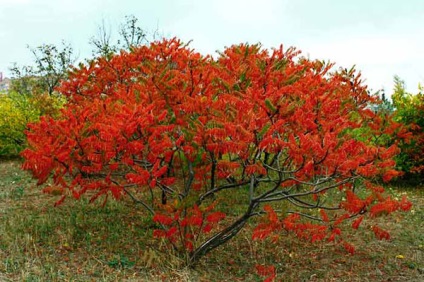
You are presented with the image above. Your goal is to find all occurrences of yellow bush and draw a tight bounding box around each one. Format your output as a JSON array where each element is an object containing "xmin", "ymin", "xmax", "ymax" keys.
[{"xmin": 0, "ymin": 92, "xmax": 65, "ymax": 157}]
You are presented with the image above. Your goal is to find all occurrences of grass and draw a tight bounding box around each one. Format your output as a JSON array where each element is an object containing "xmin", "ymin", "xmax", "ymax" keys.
[{"xmin": 0, "ymin": 159, "xmax": 423, "ymax": 281}]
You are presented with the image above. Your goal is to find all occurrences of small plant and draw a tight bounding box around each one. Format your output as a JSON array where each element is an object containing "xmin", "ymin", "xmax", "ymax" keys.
[
  {"xmin": 107, "ymin": 255, "xmax": 135, "ymax": 269},
  {"xmin": 10, "ymin": 186, "xmax": 25, "ymax": 199}
]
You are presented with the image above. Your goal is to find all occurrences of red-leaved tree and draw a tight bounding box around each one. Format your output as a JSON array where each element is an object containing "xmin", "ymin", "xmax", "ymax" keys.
[{"xmin": 22, "ymin": 38, "xmax": 411, "ymax": 266}]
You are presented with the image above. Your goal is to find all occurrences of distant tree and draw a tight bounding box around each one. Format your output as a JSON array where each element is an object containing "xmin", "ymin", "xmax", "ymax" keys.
[
  {"xmin": 90, "ymin": 15, "xmax": 159, "ymax": 58},
  {"xmin": 29, "ymin": 41, "xmax": 74, "ymax": 95},
  {"xmin": 8, "ymin": 64, "xmax": 39, "ymax": 96},
  {"xmin": 392, "ymin": 75, "xmax": 407, "ymax": 105},
  {"xmin": 118, "ymin": 15, "xmax": 148, "ymax": 51},
  {"xmin": 4, "ymin": 42, "xmax": 71, "ymax": 156},
  {"xmin": 10, "ymin": 41, "xmax": 75, "ymax": 96},
  {"xmin": 378, "ymin": 90, "xmax": 394, "ymax": 113},
  {"xmin": 90, "ymin": 19, "xmax": 117, "ymax": 59}
]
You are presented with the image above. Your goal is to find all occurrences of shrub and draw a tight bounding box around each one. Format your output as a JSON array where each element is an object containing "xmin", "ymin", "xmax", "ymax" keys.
[
  {"xmin": 22, "ymin": 38, "xmax": 411, "ymax": 266},
  {"xmin": 0, "ymin": 91, "xmax": 64, "ymax": 157},
  {"xmin": 392, "ymin": 77, "xmax": 424, "ymax": 182}
]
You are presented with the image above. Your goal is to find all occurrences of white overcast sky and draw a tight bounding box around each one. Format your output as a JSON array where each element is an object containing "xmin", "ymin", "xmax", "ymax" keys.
[{"xmin": 1, "ymin": 0, "xmax": 423, "ymax": 95}]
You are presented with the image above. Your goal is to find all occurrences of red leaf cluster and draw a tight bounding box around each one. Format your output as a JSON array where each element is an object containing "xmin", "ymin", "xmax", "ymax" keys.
[
  {"xmin": 152, "ymin": 202, "xmax": 226, "ymax": 252},
  {"xmin": 255, "ymin": 264, "xmax": 276, "ymax": 282},
  {"xmin": 372, "ymin": 225, "xmax": 391, "ymax": 240},
  {"xmin": 370, "ymin": 196, "xmax": 412, "ymax": 217}
]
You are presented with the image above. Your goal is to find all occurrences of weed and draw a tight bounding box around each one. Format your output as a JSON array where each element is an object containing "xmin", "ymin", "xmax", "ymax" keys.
[{"xmin": 106, "ymin": 254, "xmax": 135, "ymax": 269}]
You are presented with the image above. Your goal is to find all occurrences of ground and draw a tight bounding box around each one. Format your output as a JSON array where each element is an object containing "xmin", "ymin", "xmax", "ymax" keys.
[{"xmin": 0, "ymin": 159, "xmax": 423, "ymax": 281}]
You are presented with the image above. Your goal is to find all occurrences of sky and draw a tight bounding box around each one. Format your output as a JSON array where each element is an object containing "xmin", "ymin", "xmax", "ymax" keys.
[{"xmin": 1, "ymin": 0, "xmax": 424, "ymax": 95}]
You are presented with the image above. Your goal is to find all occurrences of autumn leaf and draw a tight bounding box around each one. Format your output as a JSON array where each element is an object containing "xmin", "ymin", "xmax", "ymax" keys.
[
  {"xmin": 153, "ymin": 214, "xmax": 174, "ymax": 226},
  {"xmin": 255, "ymin": 264, "xmax": 276, "ymax": 282},
  {"xmin": 206, "ymin": 212, "xmax": 226, "ymax": 223},
  {"xmin": 351, "ymin": 216, "xmax": 364, "ymax": 230}
]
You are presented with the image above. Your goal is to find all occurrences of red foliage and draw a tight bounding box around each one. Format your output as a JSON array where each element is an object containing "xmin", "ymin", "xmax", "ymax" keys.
[
  {"xmin": 372, "ymin": 225, "xmax": 391, "ymax": 240},
  {"xmin": 340, "ymin": 190, "xmax": 366, "ymax": 214},
  {"xmin": 255, "ymin": 264, "xmax": 276, "ymax": 282},
  {"xmin": 399, "ymin": 195, "xmax": 413, "ymax": 211},
  {"xmin": 369, "ymin": 196, "xmax": 411, "ymax": 217},
  {"xmin": 343, "ymin": 241, "xmax": 356, "ymax": 255},
  {"xmin": 206, "ymin": 212, "xmax": 226, "ymax": 223},
  {"xmin": 253, "ymin": 205, "xmax": 282, "ymax": 240},
  {"xmin": 351, "ymin": 216, "xmax": 364, "ymax": 230},
  {"xmin": 21, "ymin": 38, "xmax": 411, "ymax": 265},
  {"xmin": 319, "ymin": 209, "xmax": 329, "ymax": 222},
  {"xmin": 153, "ymin": 214, "xmax": 174, "ymax": 226}
]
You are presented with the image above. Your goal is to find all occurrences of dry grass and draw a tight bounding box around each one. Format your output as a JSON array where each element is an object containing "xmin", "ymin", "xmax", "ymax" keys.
[{"xmin": 0, "ymin": 159, "xmax": 423, "ymax": 281}]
